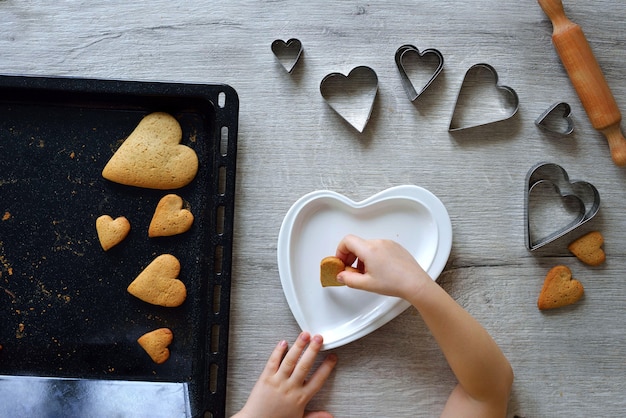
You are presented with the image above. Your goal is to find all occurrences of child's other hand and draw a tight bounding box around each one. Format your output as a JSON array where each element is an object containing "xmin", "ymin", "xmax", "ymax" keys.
[{"xmin": 233, "ymin": 332, "xmax": 337, "ymax": 418}]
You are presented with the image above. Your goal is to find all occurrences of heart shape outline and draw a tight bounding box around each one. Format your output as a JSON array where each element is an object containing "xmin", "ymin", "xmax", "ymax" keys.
[
  {"xmin": 525, "ymin": 162, "xmax": 600, "ymax": 251},
  {"xmin": 271, "ymin": 38, "xmax": 303, "ymax": 73},
  {"xmin": 277, "ymin": 185, "xmax": 452, "ymax": 350},
  {"xmin": 395, "ymin": 44, "xmax": 444, "ymax": 102},
  {"xmin": 535, "ymin": 102, "xmax": 574, "ymax": 135},
  {"xmin": 449, "ymin": 63, "xmax": 519, "ymax": 131},
  {"xmin": 320, "ymin": 66, "xmax": 378, "ymax": 133}
]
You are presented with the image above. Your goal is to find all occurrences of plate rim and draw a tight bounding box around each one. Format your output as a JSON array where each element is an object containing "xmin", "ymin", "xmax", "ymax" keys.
[{"xmin": 277, "ymin": 185, "xmax": 452, "ymax": 350}]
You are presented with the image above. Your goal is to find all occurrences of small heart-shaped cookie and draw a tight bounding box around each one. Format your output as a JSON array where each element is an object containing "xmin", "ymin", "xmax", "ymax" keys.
[
  {"xmin": 537, "ymin": 265, "xmax": 584, "ymax": 310},
  {"xmin": 137, "ymin": 328, "xmax": 173, "ymax": 364},
  {"xmin": 148, "ymin": 194, "xmax": 194, "ymax": 237},
  {"xmin": 127, "ymin": 254, "xmax": 187, "ymax": 307},
  {"xmin": 102, "ymin": 112, "xmax": 198, "ymax": 189},
  {"xmin": 95, "ymin": 215, "xmax": 130, "ymax": 251},
  {"xmin": 320, "ymin": 256, "xmax": 363, "ymax": 287},
  {"xmin": 568, "ymin": 231, "xmax": 605, "ymax": 266},
  {"xmin": 320, "ymin": 256, "xmax": 346, "ymax": 287}
]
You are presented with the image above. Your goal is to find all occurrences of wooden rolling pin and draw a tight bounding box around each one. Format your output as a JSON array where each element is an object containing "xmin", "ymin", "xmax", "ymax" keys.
[{"xmin": 538, "ymin": 0, "xmax": 626, "ymax": 166}]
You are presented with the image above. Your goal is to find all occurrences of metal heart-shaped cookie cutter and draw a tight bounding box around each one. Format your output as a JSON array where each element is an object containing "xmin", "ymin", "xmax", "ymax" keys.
[
  {"xmin": 320, "ymin": 66, "xmax": 378, "ymax": 133},
  {"xmin": 449, "ymin": 63, "xmax": 519, "ymax": 132},
  {"xmin": 525, "ymin": 162, "xmax": 600, "ymax": 251},
  {"xmin": 271, "ymin": 38, "xmax": 303, "ymax": 73},
  {"xmin": 395, "ymin": 44, "xmax": 444, "ymax": 102},
  {"xmin": 535, "ymin": 102, "xmax": 574, "ymax": 135}
]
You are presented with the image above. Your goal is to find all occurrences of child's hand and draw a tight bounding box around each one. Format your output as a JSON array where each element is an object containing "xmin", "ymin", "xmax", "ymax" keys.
[
  {"xmin": 233, "ymin": 332, "xmax": 337, "ymax": 418},
  {"xmin": 335, "ymin": 234, "xmax": 431, "ymax": 300}
]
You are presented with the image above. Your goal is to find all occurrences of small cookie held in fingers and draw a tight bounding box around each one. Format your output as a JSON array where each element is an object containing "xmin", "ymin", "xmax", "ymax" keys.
[
  {"xmin": 568, "ymin": 231, "xmax": 605, "ymax": 266},
  {"xmin": 148, "ymin": 194, "xmax": 194, "ymax": 237},
  {"xmin": 137, "ymin": 328, "xmax": 173, "ymax": 364},
  {"xmin": 320, "ymin": 256, "xmax": 346, "ymax": 287},
  {"xmin": 537, "ymin": 265, "xmax": 584, "ymax": 310},
  {"xmin": 96, "ymin": 215, "xmax": 131, "ymax": 251},
  {"xmin": 320, "ymin": 256, "xmax": 363, "ymax": 287}
]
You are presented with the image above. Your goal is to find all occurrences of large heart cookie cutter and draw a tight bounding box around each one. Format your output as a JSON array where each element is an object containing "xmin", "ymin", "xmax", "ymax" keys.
[
  {"xmin": 525, "ymin": 162, "xmax": 600, "ymax": 251},
  {"xmin": 271, "ymin": 38, "xmax": 303, "ymax": 73},
  {"xmin": 395, "ymin": 44, "xmax": 444, "ymax": 102},
  {"xmin": 320, "ymin": 66, "xmax": 378, "ymax": 133},
  {"xmin": 449, "ymin": 63, "xmax": 519, "ymax": 131}
]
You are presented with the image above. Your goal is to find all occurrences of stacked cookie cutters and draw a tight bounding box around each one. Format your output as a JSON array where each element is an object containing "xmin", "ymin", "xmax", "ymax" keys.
[{"xmin": 525, "ymin": 162, "xmax": 600, "ymax": 251}]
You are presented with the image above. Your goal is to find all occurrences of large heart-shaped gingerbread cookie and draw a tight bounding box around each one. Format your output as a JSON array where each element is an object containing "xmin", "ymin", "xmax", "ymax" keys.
[
  {"xmin": 277, "ymin": 185, "xmax": 452, "ymax": 350},
  {"xmin": 127, "ymin": 254, "xmax": 187, "ymax": 307},
  {"xmin": 102, "ymin": 112, "xmax": 198, "ymax": 189}
]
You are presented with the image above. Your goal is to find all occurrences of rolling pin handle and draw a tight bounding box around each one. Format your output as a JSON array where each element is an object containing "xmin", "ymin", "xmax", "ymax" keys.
[
  {"xmin": 537, "ymin": 0, "xmax": 566, "ymax": 25},
  {"xmin": 602, "ymin": 124, "xmax": 626, "ymax": 167}
]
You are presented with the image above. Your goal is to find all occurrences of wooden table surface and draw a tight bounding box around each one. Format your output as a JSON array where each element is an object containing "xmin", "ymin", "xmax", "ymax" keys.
[{"xmin": 2, "ymin": 1, "xmax": 625, "ymax": 417}]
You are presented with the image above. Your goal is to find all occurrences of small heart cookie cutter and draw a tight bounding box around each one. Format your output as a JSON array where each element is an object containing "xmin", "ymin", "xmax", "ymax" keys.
[
  {"xmin": 271, "ymin": 38, "xmax": 303, "ymax": 73},
  {"xmin": 449, "ymin": 63, "xmax": 519, "ymax": 132},
  {"xmin": 394, "ymin": 44, "xmax": 444, "ymax": 102},
  {"xmin": 320, "ymin": 66, "xmax": 378, "ymax": 133},
  {"xmin": 525, "ymin": 162, "xmax": 600, "ymax": 251},
  {"xmin": 535, "ymin": 102, "xmax": 574, "ymax": 135}
]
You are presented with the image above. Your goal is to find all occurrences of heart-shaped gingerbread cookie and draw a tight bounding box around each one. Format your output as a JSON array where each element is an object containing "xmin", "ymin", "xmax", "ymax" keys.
[
  {"xmin": 127, "ymin": 254, "xmax": 187, "ymax": 307},
  {"xmin": 102, "ymin": 112, "xmax": 198, "ymax": 190},
  {"xmin": 537, "ymin": 265, "xmax": 584, "ymax": 310},
  {"xmin": 568, "ymin": 231, "xmax": 605, "ymax": 266},
  {"xmin": 148, "ymin": 194, "xmax": 194, "ymax": 237},
  {"xmin": 95, "ymin": 215, "xmax": 130, "ymax": 251},
  {"xmin": 137, "ymin": 327, "xmax": 173, "ymax": 364}
]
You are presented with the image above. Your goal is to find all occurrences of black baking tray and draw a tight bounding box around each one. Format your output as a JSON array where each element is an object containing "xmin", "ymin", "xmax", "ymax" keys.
[{"xmin": 0, "ymin": 75, "xmax": 238, "ymax": 417}]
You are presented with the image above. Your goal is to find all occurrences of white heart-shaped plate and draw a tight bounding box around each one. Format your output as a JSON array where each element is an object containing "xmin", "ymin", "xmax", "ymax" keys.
[{"xmin": 277, "ymin": 185, "xmax": 452, "ymax": 350}]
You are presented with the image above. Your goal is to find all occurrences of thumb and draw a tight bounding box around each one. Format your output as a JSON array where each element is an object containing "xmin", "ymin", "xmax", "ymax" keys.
[{"xmin": 336, "ymin": 270, "xmax": 368, "ymax": 290}]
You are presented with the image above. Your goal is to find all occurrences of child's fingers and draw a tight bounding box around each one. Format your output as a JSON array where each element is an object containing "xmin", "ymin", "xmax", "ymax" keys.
[
  {"xmin": 290, "ymin": 334, "xmax": 324, "ymax": 383},
  {"xmin": 335, "ymin": 234, "xmax": 364, "ymax": 266},
  {"xmin": 305, "ymin": 353, "xmax": 338, "ymax": 396},
  {"xmin": 278, "ymin": 331, "xmax": 311, "ymax": 377},
  {"xmin": 336, "ymin": 269, "xmax": 367, "ymax": 289},
  {"xmin": 263, "ymin": 339, "xmax": 289, "ymax": 374}
]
